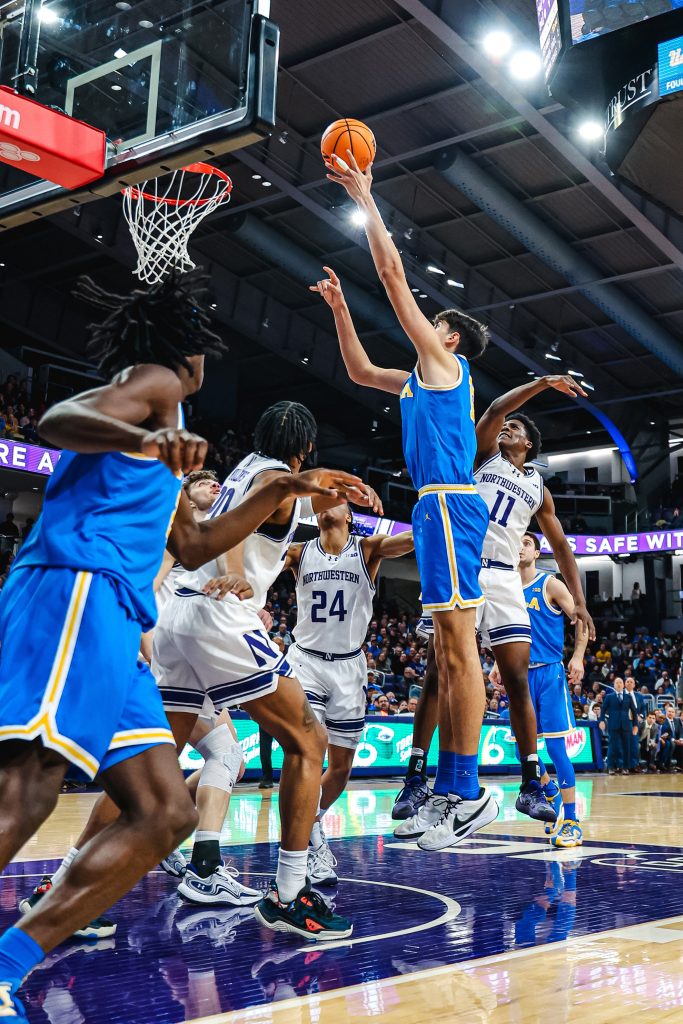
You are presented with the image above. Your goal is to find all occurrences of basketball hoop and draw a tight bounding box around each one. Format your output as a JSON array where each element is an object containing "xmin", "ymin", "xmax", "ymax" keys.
[{"xmin": 122, "ymin": 162, "xmax": 233, "ymax": 284}]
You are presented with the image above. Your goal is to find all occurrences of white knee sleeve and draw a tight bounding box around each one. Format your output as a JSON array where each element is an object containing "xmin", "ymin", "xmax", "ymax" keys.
[{"xmin": 194, "ymin": 724, "xmax": 243, "ymax": 793}]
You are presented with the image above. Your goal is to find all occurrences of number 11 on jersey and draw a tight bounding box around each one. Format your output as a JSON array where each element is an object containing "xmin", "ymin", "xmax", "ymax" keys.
[{"xmin": 489, "ymin": 489, "xmax": 515, "ymax": 528}]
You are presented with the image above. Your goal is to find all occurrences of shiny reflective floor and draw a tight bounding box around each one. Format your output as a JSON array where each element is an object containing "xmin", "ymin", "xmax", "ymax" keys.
[{"xmin": 5, "ymin": 773, "xmax": 683, "ymax": 1023}]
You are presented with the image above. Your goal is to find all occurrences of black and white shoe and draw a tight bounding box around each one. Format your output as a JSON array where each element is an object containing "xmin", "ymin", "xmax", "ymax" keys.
[
  {"xmin": 19, "ymin": 876, "xmax": 116, "ymax": 939},
  {"xmin": 416, "ymin": 788, "xmax": 499, "ymax": 851},
  {"xmin": 160, "ymin": 847, "xmax": 188, "ymax": 878},
  {"xmin": 177, "ymin": 863, "xmax": 263, "ymax": 906}
]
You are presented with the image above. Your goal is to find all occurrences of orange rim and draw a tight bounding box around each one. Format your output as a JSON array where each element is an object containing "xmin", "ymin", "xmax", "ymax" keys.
[{"xmin": 123, "ymin": 163, "xmax": 233, "ymax": 207}]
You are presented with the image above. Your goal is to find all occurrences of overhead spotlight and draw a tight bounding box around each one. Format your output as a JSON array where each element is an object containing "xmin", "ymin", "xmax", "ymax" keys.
[
  {"xmin": 262, "ymin": 317, "xmax": 270, "ymax": 329},
  {"xmin": 351, "ymin": 209, "xmax": 367, "ymax": 226},
  {"xmin": 210, "ymin": 302, "xmax": 217, "ymax": 310},
  {"xmin": 95, "ymin": 233, "xmax": 103, "ymax": 241},
  {"xmin": 586, "ymin": 430, "xmax": 592, "ymax": 434},
  {"xmin": 371, "ymin": 420, "xmax": 378, "ymax": 432},
  {"xmin": 261, "ymin": 180, "xmax": 272, "ymax": 188},
  {"xmin": 114, "ymin": 47, "xmax": 127, "ymax": 59},
  {"xmin": 115, "ymin": 1, "xmax": 132, "ymax": 8},
  {"xmin": 0, "ymin": 262, "xmax": 5, "ymax": 267},
  {"xmin": 482, "ymin": 30, "xmax": 512, "ymax": 58},
  {"xmin": 138, "ymin": 19, "xmax": 154, "ymax": 29},
  {"xmin": 427, "ymin": 265, "xmax": 445, "ymax": 275},
  {"xmin": 384, "ymin": 405, "xmax": 390, "ymax": 413},
  {"xmin": 419, "ymin": 293, "xmax": 427, "ymax": 299},
  {"xmin": 447, "ymin": 278, "xmax": 464, "ymax": 288},
  {"xmin": 410, "ymin": 286, "xmax": 420, "ymax": 293},
  {"xmin": 508, "ymin": 50, "xmax": 542, "ymax": 80},
  {"xmin": 111, "ymin": 84, "xmax": 122, "ymax": 91},
  {"xmin": 544, "ymin": 352, "xmax": 561, "ymax": 361},
  {"xmin": 251, "ymin": 173, "xmax": 262, "ymax": 180},
  {"xmin": 301, "ymin": 355, "xmax": 309, "ymax": 365},
  {"xmin": 578, "ymin": 120, "xmax": 604, "ymax": 141},
  {"xmin": 568, "ymin": 369, "xmax": 584, "ymax": 377},
  {"xmin": 582, "ymin": 381, "xmax": 595, "ymax": 391},
  {"xmin": 650, "ymin": 420, "xmax": 656, "ymax": 426},
  {"xmin": 527, "ymin": 371, "xmax": 536, "ymax": 376},
  {"xmin": 38, "ymin": 7, "xmax": 60, "ymax": 23}
]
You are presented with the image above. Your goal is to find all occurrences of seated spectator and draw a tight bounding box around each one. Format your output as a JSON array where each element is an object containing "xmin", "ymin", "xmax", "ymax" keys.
[
  {"xmin": 373, "ymin": 694, "xmax": 390, "ymax": 716},
  {"xmin": 397, "ymin": 699, "xmax": 408, "ymax": 714},
  {"xmin": 639, "ymin": 712, "xmax": 659, "ymax": 770},
  {"xmin": 595, "ymin": 642, "xmax": 612, "ymax": 667},
  {"xmin": 406, "ymin": 696, "xmax": 418, "ymax": 715}
]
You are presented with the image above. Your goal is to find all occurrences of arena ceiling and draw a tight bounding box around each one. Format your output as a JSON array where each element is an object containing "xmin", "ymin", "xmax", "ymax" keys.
[{"xmin": 0, "ymin": 0, "xmax": 681, "ymax": 478}]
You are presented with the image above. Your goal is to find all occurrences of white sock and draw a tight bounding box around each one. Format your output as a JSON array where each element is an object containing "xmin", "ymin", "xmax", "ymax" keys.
[
  {"xmin": 52, "ymin": 846, "xmax": 79, "ymax": 887},
  {"xmin": 194, "ymin": 830, "xmax": 220, "ymax": 843},
  {"xmin": 411, "ymin": 746, "xmax": 425, "ymax": 758},
  {"xmin": 310, "ymin": 819, "xmax": 324, "ymax": 849},
  {"xmin": 275, "ymin": 849, "xmax": 308, "ymax": 904}
]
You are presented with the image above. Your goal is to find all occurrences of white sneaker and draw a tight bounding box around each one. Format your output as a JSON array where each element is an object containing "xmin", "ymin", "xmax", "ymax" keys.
[
  {"xmin": 177, "ymin": 863, "xmax": 263, "ymax": 906},
  {"xmin": 160, "ymin": 847, "xmax": 187, "ymax": 877},
  {"xmin": 393, "ymin": 793, "xmax": 449, "ymax": 838},
  {"xmin": 417, "ymin": 789, "xmax": 499, "ymax": 851},
  {"xmin": 307, "ymin": 839, "xmax": 338, "ymax": 887}
]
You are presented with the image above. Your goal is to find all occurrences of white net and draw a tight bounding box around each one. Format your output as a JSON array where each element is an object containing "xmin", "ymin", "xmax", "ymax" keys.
[{"xmin": 122, "ymin": 163, "xmax": 232, "ymax": 284}]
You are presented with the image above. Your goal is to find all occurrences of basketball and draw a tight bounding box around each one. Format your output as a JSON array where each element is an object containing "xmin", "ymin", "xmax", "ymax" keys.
[{"xmin": 321, "ymin": 117, "xmax": 376, "ymax": 172}]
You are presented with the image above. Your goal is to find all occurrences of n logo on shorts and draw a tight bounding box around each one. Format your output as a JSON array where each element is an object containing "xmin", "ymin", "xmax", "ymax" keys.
[{"xmin": 244, "ymin": 630, "xmax": 280, "ymax": 668}]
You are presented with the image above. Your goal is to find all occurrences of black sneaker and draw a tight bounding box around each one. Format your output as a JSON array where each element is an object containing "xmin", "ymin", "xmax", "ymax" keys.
[
  {"xmin": 392, "ymin": 775, "xmax": 430, "ymax": 820},
  {"xmin": 515, "ymin": 781, "xmax": 557, "ymax": 823},
  {"xmin": 19, "ymin": 875, "xmax": 116, "ymax": 939},
  {"xmin": 254, "ymin": 882, "xmax": 352, "ymax": 941}
]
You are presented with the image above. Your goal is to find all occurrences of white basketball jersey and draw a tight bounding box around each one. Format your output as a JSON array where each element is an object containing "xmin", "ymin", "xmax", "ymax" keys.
[
  {"xmin": 175, "ymin": 452, "xmax": 301, "ymax": 612},
  {"xmin": 474, "ymin": 452, "xmax": 544, "ymax": 566},
  {"xmin": 294, "ymin": 535, "xmax": 375, "ymax": 655}
]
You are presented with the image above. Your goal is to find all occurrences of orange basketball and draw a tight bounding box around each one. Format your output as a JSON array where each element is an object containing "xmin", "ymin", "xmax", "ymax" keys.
[{"xmin": 321, "ymin": 118, "xmax": 376, "ymax": 172}]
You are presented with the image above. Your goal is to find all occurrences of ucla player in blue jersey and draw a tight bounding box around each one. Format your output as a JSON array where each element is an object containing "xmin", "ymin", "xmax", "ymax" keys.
[
  {"xmin": 517, "ymin": 532, "xmax": 588, "ymax": 848},
  {"xmin": 0, "ymin": 274, "xmax": 362, "ymax": 1019},
  {"xmin": 314, "ymin": 152, "xmax": 497, "ymax": 849}
]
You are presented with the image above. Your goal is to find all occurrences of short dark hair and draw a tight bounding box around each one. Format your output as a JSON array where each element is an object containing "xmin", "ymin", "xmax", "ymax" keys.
[
  {"xmin": 183, "ymin": 469, "xmax": 218, "ymax": 495},
  {"xmin": 253, "ymin": 401, "xmax": 317, "ymax": 464},
  {"xmin": 524, "ymin": 532, "xmax": 541, "ymax": 552},
  {"xmin": 433, "ymin": 310, "xmax": 490, "ymax": 361},
  {"xmin": 507, "ymin": 412, "xmax": 541, "ymax": 461}
]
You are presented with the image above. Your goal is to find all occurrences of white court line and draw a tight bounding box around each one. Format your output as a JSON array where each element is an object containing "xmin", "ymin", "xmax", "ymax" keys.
[
  {"xmin": 185, "ymin": 913, "xmax": 683, "ymax": 1024},
  {"xmin": 246, "ymin": 872, "xmax": 461, "ymax": 953}
]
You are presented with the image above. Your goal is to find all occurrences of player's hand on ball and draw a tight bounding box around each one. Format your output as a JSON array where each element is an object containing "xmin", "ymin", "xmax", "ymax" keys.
[
  {"xmin": 289, "ymin": 468, "xmax": 365, "ymax": 500},
  {"xmin": 326, "ymin": 149, "xmax": 373, "ymax": 202},
  {"xmin": 202, "ymin": 574, "xmax": 254, "ymax": 601},
  {"xmin": 141, "ymin": 428, "xmax": 207, "ymax": 474},
  {"xmin": 544, "ymin": 375, "xmax": 587, "ymax": 399},
  {"xmin": 309, "ymin": 266, "xmax": 345, "ymax": 310}
]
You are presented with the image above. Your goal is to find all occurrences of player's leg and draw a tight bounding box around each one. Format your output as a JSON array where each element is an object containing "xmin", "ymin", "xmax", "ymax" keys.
[
  {"xmin": 0, "ymin": 741, "xmax": 67, "ymax": 869},
  {"xmin": 393, "ymin": 636, "xmax": 437, "ymax": 820},
  {"xmin": 493, "ymin": 642, "xmax": 554, "ymax": 822},
  {"xmin": 245, "ymin": 677, "xmax": 352, "ymax": 939},
  {"xmin": 259, "ymin": 728, "xmax": 275, "ymax": 788},
  {"xmin": 545, "ymin": 737, "xmax": 581, "ymax": 848},
  {"xmin": 176, "ymin": 711, "xmax": 261, "ymax": 906},
  {"xmin": 307, "ymin": 743, "xmax": 354, "ymax": 888}
]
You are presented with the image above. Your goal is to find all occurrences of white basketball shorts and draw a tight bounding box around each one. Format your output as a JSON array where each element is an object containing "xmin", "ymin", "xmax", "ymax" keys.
[
  {"xmin": 476, "ymin": 566, "xmax": 531, "ymax": 648},
  {"xmin": 287, "ymin": 643, "xmax": 367, "ymax": 750}
]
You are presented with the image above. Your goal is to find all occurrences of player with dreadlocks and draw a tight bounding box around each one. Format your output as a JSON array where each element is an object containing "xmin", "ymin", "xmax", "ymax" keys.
[
  {"xmin": 152, "ymin": 399, "xmax": 383, "ymax": 938},
  {"xmin": 0, "ymin": 274, "xmax": 365, "ymax": 1019}
]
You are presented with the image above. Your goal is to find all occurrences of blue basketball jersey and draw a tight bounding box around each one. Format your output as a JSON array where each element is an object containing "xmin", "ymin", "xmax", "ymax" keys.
[
  {"xmin": 399, "ymin": 354, "xmax": 477, "ymax": 490},
  {"xmin": 12, "ymin": 415, "xmax": 183, "ymax": 630},
  {"xmin": 524, "ymin": 571, "xmax": 565, "ymax": 665}
]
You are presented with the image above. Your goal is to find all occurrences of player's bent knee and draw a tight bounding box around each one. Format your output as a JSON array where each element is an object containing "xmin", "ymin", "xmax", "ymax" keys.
[{"xmin": 194, "ymin": 724, "xmax": 242, "ymax": 793}]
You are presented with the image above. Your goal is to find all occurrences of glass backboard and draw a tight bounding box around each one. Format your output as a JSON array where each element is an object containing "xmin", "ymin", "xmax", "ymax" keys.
[{"xmin": 0, "ymin": 0, "xmax": 277, "ymax": 226}]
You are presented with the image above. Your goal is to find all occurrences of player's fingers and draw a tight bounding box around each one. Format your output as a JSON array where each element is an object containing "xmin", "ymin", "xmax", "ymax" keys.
[
  {"xmin": 346, "ymin": 148, "xmax": 361, "ymax": 173},
  {"xmin": 180, "ymin": 439, "xmax": 198, "ymax": 475},
  {"xmin": 194, "ymin": 438, "xmax": 208, "ymax": 469},
  {"xmin": 326, "ymin": 173, "xmax": 346, "ymax": 185},
  {"xmin": 322, "ymin": 266, "xmax": 339, "ymax": 284},
  {"xmin": 165, "ymin": 431, "xmax": 182, "ymax": 473}
]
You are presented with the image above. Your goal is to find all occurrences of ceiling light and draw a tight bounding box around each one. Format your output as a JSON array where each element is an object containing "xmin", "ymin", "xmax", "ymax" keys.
[
  {"xmin": 447, "ymin": 278, "xmax": 464, "ymax": 288},
  {"xmin": 138, "ymin": 19, "xmax": 154, "ymax": 28},
  {"xmin": 0, "ymin": 262, "xmax": 5, "ymax": 267},
  {"xmin": 527, "ymin": 371, "xmax": 536, "ymax": 376},
  {"xmin": 384, "ymin": 405, "xmax": 390, "ymax": 413},
  {"xmin": 427, "ymin": 265, "xmax": 445, "ymax": 275},
  {"xmin": 114, "ymin": 47, "xmax": 127, "ymax": 59},
  {"xmin": 115, "ymin": 1, "xmax": 132, "ymax": 8},
  {"xmin": 508, "ymin": 50, "xmax": 542, "ymax": 80},
  {"xmin": 482, "ymin": 30, "xmax": 512, "ymax": 58},
  {"xmin": 578, "ymin": 120, "xmax": 604, "ymax": 141},
  {"xmin": 582, "ymin": 381, "xmax": 595, "ymax": 391},
  {"xmin": 251, "ymin": 173, "xmax": 261, "ymax": 180},
  {"xmin": 544, "ymin": 352, "xmax": 561, "ymax": 361},
  {"xmin": 38, "ymin": 7, "xmax": 59, "ymax": 23},
  {"xmin": 586, "ymin": 430, "xmax": 592, "ymax": 434},
  {"xmin": 262, "ymin": 180, "xmax": 272, "ymax": 188},
  {"xmin": 568, "ymin": 369, "xmax": 584, "ymax": 377},
  {"xmin": 419, "ymin": 293, "xmax": 427, "ymax": 299},
  {"xmin": 350, "ymin": 209, "xmax": 367, "ymax": 226},
  {"xmin": 301, "ymin": 356, "xmax": 309, "ymax": 365},
  {"xmin": 111, "ymin": 84, "xmax": 122, "ymax": 91},
  {"xmin": 411, "ymin": 287, "xmax": 419, "ymax": 293},
  {"xmin": 210, "ymin": 303, "xmax": 217, "ymax": 310},
  {"xmin": 95, "ymin": 233, "xmax": 103, "ymax": 241},
  {"xmin": 650, "ymin": 421, "xmax": 655, "ymax": 426}
]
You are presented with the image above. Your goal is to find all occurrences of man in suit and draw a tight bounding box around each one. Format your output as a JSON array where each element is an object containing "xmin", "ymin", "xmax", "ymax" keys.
[
  {"xmin": 624, "ymin": 677, "xmax": 646, "ymax": 772},
  {"xmin": 657, "ymin": 705, "xmax": 679, "ymax": 772},
  {"xmin": 599, "ymin": 677, "xmax": 636, "ymax": 774},
  {"xmin": 675, "ymin": 710, "xmax": 683, "ymax": 770}
]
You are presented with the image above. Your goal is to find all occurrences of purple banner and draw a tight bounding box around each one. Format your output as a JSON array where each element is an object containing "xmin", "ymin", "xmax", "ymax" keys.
[{"xmin": 0, "ymin": 438, "xmax": 60, "ymax": 476}]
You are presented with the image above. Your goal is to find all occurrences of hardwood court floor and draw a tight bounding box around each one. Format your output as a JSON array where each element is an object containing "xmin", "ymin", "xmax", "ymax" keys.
[{"xmin": 5, "ymin": 773, "xmax": 683, "ymax": 1024}]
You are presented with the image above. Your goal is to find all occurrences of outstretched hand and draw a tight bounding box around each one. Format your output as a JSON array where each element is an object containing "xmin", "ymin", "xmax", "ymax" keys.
[
  {"xmin": 289, "ymin": 467, "xmax": 365, "ymax": 501},
  {"xmin": 325, "ymin": 149, "xmax": 373, "ymax": 203},
  {"xmin": 309, "ymin": 266, "xmax": 345, "ymax": 311},
  {"xmin": 544, "ymin": 375, "xmax": 587, "ymax": 399}
]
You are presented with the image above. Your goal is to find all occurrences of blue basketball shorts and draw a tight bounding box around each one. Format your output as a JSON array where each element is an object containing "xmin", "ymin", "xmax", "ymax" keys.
[
  {"xmin": 528, "ymin": 662, "xmax": 576, "ymax": 738},
  {"xmin": 412, "ymin": 487, "xmax": 489, "ymax": 612},
  {"xmin": 0, "ymin": 566, "xmax": 174, "ymax": 779}
]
